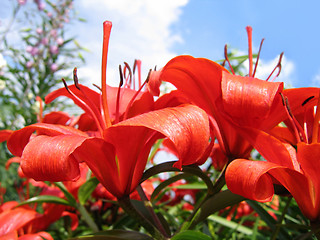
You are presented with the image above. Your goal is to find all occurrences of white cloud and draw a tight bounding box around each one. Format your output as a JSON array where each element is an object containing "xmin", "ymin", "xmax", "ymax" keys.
[
  {"xmin": 312, "ymin": 72, "xmax": 320, "ymax": 87},
  {"xmin": 239, "ymin": 54, "xmax": 296, "ymax": 88},
  {"xmin": 253, "ymin": 55, "xmax": 295, "ymax": 88},
  {"xmin": 74, "ymin": 0, "xmax": 188, "ymax": 87}
]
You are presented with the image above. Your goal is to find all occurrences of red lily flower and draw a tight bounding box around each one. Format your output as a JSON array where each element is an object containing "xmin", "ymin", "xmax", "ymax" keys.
[
  {"xmin": 226, "ymin": 90, "xmax": 320, "ymax": 221},
  {"xmin": 0, "ymin": 201, "xmax": 54, "ymax": 240},
  {"xmin": 147, "ymin": 26, "xmax": 286, "ymax": 167},
  {"xmin": 7, "ymin": 21, "xmax": 210, "ymax": 199}
]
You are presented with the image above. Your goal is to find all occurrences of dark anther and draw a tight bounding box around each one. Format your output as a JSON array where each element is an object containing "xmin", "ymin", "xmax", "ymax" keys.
[
  {"xmin": 73, "ymin": 67, "xmax": 80, "ymax": 90},
  {"xmin": 62, "ymin": 78, "xmax": 71, "ymax": 94},
  {"xmin": 146, "ymin": 69, "xmax": 152, "ymax": 83},
  {"xmin": 118, "ymin": 65, "xmax": 124, "ymax": 87},
  {"xmin": 302, "ymin": 96, "xmax": 315, "ymax": 106},
  {"xmin": 123, "ymin": 62, "xmax": 132, "ymax": 83}
]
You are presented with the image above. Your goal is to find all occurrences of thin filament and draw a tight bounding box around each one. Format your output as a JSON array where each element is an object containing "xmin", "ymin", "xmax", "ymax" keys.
[
  {"xmin": 266, "ymin": 52, "xmax": 284, "ymax": 82},
  {"xmin": 280, "ymin": 93, "xmax": 305, "ymax": 143},
  {"xmin": 101, "ymin": 21, "xmax": 113, "ymax": 128},
  {"xmin": 134, "ymin": 59, "xmax": 142, "ymax": 88},
  {"xmin": 62, "ymin": 79, "xmax": 104, "ymax": 135},
  {"xmin": 73, "ymin": 69, "xmax": 107, "ymax": 130},
  {"xmin": 123, "ymin": 80, "xmax": 148, "ymax": 120},
  {"xmin": 115, "ymin": 65, "xmax": 124, "ymax": 124},
  {"xmin": 252, "ymin": 38, "xmax": 264, "ymax": 78},
  {"xmin": 224, "ymin": 44, "xmax": 235, "ymax": 75}
]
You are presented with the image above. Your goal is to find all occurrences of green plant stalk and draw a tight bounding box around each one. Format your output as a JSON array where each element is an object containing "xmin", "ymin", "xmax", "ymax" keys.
[
  {"xmin": 270, "ymin": 197, "xmax": 292, "ymax": 240},
  {"xmin": 180, "ymin": 164, "xmax": 227, "ymax": 231},
  {"xmin": 136, "ymin": 185, "xmax": 170, "ymax": 238},
  {"xmin": 118, "ymin": 195, "xmax": 168, "ymax": 240},
  {"xmin": 77, "ymin": 202, "xmax": 99, "ymax": 232}
]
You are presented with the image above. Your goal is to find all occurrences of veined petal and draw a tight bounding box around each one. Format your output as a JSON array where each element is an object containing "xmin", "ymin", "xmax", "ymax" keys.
[
  {"xmin": 21, "ymin": 135, "xmax": 86, "ymax": 181},
  {"xmin": 297, "ymin": 143, "xmax": 320, "ymax": 217},
  {"xmin": 226, "ymin": 158, "xmax": 316, "ymax": 219},
  {"xmin": 0, "ymin": 207, "xmax": 40, "ymax": 236},
  {"xmin": 42, "ymin": 111, "xmax": 73, "ymax": 125},
  {"xmin": 72, "ymin": 138, "xmax": 126, "ymax": 197},
  {"xmin": 7, "ymin": 123, "xmax": 87, "ymax": 157},
  {"xmin": 221, "ymin": 72, "xmax": 283, "ymax": 128},
  {"xmin": 113, "ymin": 104, "xmax": 210, "ymax": 169},
  {"xmin": 147, "ymin": 69, "xmax": 162, "ymax": 96},
  {"xmin": 160, "ymin": 55, "xmax": 228, "ymax": 118},
  {"xmin": 226, "ymin": 159, "xmax": 277, "ymax": 202},
  {"xmin": 237, "ymin": 127, "xmax": 300, "ymax": 170},
  {"xmin": 45, "ymin": 84, "xmax": 100, "ymax": 111},
  {"xmin": 18, "ymin": 232, "xmax": 53, "ymax": 240},
  {"xmin": 0, "ymin": 231, "xmax": 17, "ymax": 240},
  {"xmin": 0, "ymin": 130, "xmax": 13, "ymax": 142},
  {"xmin": 264, "ymin": 87, "xmax": 320, "ymax": 129}
]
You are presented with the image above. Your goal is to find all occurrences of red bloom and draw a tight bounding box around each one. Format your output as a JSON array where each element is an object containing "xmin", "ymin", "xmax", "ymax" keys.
[
  {"xmin": 7, "ymin": 21, "xmax": 210, "ymax": 198},
  {"xmin": 147, "ymin": 26, "xmax": 285, "ymax": 168},
  {"xmin": 0, "ymin": 201, "xmax": 54, "ymax": 240},
  {"xmin": 226, "ymin": 89, "xmax": 320, "ymax": 221}
]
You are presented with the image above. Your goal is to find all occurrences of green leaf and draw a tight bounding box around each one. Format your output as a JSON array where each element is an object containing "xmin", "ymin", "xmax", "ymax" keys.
[
  {"xmin": 169, "ymin": 182, "xmax": 207, "ymax": 190},
  {"xmin": 194, "ymin": 190, "xmax": 245, "ymax": 224},
  {"xmin": 70, "ymin": 229, "xmax": 153, "ymax": 240},
  {"xmin": 54, "ymin": 182, "xmax": 77, "ymax": 207},
  {"xmin": 78, "ymin": 177, "xmax": 99, "ymax": 205},
  {"xmin": 208, "ymin": 215, "xmax": 254, "ymax": 236},
  {"xmin": 18, "ymin": 195, "xmax": 71, "ymax": 206},
  {"xmin": 171, "ymin": 230, "xmax": 211, "ymax": 240},
  {"xmin": 247, "ymin": 200, "xmax": 291, "ymax": 239}
]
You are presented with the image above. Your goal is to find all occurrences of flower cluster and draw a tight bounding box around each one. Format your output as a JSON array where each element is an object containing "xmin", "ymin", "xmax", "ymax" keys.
[{"xmin": 1, "ymin": 21, "xmax": 320, "ymax": 239}]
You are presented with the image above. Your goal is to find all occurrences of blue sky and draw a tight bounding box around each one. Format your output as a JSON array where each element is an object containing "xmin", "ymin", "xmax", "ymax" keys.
[
  {"xmin": 173, "ymin": 0, "xmax": 320, "ymax": 88},
  {"xmin": 2, "ymin": 0, "xmax": 320, "ymax": 88}
]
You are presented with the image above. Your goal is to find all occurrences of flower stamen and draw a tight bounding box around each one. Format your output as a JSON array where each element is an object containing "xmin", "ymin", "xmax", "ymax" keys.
[
  {"xmin": 246, "ymin": 26, "xmax": 253, "ymax": 77},
  {"xmin": 252, "ymin": 38, "xmax": 265, "ymax": 78},
  {"xmin": 224, "ymin": 44, "xmax": 235, "ymax": 75},
  {"xmin": 101, "ymin": 21, "xmax": 113, "ymax": 128},
  {"xmin": 266, "ymin": 52, "xmax": 284, "ymax": 82},
  {"xmin": 280, "ymin": 93, "xmax": 306, "ymax": 143},
  {"xmin": 62, "ymin": 78, "xmax": 104, "ymax": 135}
]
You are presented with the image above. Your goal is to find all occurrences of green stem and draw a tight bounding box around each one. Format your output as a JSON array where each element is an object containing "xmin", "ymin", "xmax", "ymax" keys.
[
  {"xmin": 180, "ymin": 165, "xmax": 227, "ymax": 231},
  {"xmin": 118, "ymin": 196, "xmax": 168, "ymax": 240},
  {"xmin": 270, "ymin": 197, "xmax": 292, "ymax": 240},
  {"xmin": 136, "ymin": 185, "xmax": 170, "ymax": 237},
  {"xmin": 77, "ymin": 202, "xmax": 99, "ymax": 232}
]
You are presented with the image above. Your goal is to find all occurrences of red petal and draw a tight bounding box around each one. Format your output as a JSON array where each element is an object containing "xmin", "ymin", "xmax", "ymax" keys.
[
  {"xmin": 160, "ymin": 55, "xmax": 228, "ymax": 118},
  {"xmin": 72, "ymin": 138, "xmax": 125, "ymax": 197},
  {"xmin": 114, "ymin": 104, "xmax": 210, "ymax": 169},
  {"xmin": 42, "ymin": 111, "xmax": 72, "ymax": 125},
  {"xmin": 0, "ymin": 208, "xmax": 40, "ymax": 236},
  {"xmin": 0, "ymin": 130, "xmax": 13, "ymax": 142},
  {"xmin": 21, "ymin": 135, "xmax": 86, "ymax": 181},
  {"xmin": 221, "ymin": 72, "xmax": 283, "ymax": 128},
  {"xmin": 7, "ymin": 123, "xmax": 87, "ymax": 157},
  {"xmin": 237, "ymin": 127, "xmax": 300, "ymax": 170},
  {"xmin": 296, "ymin": 143, "xmax": 320, "ymax": 216},
  {"xmin": 0, "ymin": 231, "xmax": 17, "ymax": 240},
  {"xmin": 226, "ymin": 158, "xmax": 318, "ymax": 220},
  {"xmin": 45, "ymin": 84, "xmax": 100, "ymax": 111},
  {"xmin": 18, "ymin": 232, "xmax": 53, "ymax": 240},
  {"xmin": 264, "ymin": 87, "xmax": 320, "ymax": 130},
  {"xmin": 147, "ymin": 69, "xmax": 162, "ymax": 96}
]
